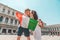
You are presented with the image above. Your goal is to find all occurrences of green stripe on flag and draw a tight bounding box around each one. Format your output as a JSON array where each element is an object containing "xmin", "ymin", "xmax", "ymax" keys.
[{"xmin": 28, "ymin": 18, "xmax": 38, "ymax": 31}]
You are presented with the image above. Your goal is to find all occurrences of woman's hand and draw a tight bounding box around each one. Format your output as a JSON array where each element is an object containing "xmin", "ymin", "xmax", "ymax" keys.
[
  {"xmin": 38, "ymin": 19, "xmax": 44, "ymax": 28},
  {"xmin": 29, "ymin": 30, "xmax": 33, "ymax": 35}
]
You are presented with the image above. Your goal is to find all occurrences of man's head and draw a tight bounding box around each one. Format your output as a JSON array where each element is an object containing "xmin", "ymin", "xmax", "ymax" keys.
[{"xmin": 25, "ymin": 8, "xmax": 30, "ymax": 17}]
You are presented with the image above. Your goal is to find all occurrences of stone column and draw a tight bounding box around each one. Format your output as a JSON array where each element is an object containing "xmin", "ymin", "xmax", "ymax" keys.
[
  {"xmin": 13, "ymin": 20, "xmax": 15, "ymax": 25},
  {"xmin": 8, "ymin": 18, "xmax": 10, "ymax": 25},
  {"xmin": 0, "ymin": 28, "xmax": 2, "ymax": 34},
  {"xmin": 0, "ymin": 5, "xmax": 3, "ymax": 13},
  {"xmin": 6, "ymin": 29, "xmax": 8, "ymax": 34},
  {"xmin": 11, "ymin": 29, "xmax": 13, "ymax": 35},
  {"xmin": 2, "ymin": 17, "xmax": 6, "ymax": 23},
  {"xmin": 17, "ymin": 21, "xmax": 18, "ymax": 25}
]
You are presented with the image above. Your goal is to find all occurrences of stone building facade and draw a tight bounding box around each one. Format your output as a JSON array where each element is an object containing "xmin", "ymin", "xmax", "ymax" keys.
[{"xmin": 0, "ymin": 3, "xmax": 21, "ymax": 35}]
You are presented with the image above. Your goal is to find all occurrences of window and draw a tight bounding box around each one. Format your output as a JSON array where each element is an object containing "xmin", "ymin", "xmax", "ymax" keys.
[
  {"xmin": 8, "ymin": 10, "xmax": 10, "ymax": 14},
  {"xmin": 12, "ymin": 12, "xmax": 14, "ymax": 15},
  {"xmin": 2, "ymin": 8, "xmax": 5, "ymax": 12},
  {"xmin": 59, "ymin": 27, "xmax": 60, "ymax": 31},
  {"xmin": 55, "ymin": 28, "xmax": 56, "ymax": 31},
  {"xmin": 57, "ymin": 27, "xmax": 58, "ymax": 31},
  {"xmin": 13, "ymin": 30, "xmax": 16, "ymax": 33},
  {"xmin": 10, "ymin": 19, "xmax": 13, "ymax": 24},
  {"xmin": 5, "ymin": 17, "xmax": 9, "ymax": 23},
  {"xmin": 8, "ymin": 29, "xmax": 11, "ymax": 33},
  {"xmin": 15, "ymin": 20, "xmax": 17, "ymax": 24},
  {"xmin": 58, "ymin": 32, "xmax": 59, "ymax": 35},
  {"xmin": 2, "ymin": 29, "xmax": 6, "ymax": 33},
  {"xmin": 0, "ymin": 16, "xmax": 3, "ymax": 22}
]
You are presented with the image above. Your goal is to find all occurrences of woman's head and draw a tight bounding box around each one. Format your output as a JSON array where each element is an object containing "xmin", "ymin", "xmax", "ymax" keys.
[{"xmin": 31, "ymin": 10, "xmax": 38, "ymax": 20}]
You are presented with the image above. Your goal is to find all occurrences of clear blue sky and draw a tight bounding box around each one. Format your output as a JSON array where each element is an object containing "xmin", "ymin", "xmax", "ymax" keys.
[{"xmin": 0, "ymin": 0, "xmax": 60, "ymax": 25}]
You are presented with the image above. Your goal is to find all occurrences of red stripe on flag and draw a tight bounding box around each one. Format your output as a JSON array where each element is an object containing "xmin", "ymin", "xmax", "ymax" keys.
[{"xmin": 16, "ymin": 11, "xmax": 23, "ymax": 25}]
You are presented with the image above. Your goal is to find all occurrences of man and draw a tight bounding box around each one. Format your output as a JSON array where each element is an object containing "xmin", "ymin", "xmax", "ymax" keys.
[{"xmin": 16, "ymin": 9, "xmax": 30, "ymax": 40}]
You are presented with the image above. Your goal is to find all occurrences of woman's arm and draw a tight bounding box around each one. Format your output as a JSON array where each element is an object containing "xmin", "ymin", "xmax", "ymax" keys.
[{"xmin": 38, "ymin": 20, "xmax": 43, "ymax": 28}]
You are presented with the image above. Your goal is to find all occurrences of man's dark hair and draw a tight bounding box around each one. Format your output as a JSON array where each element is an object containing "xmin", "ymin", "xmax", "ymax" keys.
[{"xmin": 25, "ymin": 9, "xmax": 30, "ymax": 12}]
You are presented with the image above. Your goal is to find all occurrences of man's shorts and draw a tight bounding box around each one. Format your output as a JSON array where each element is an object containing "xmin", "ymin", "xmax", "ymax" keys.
[{"xmin": 17, "ymin": 26, "xmax": 30, "ymax": 37}]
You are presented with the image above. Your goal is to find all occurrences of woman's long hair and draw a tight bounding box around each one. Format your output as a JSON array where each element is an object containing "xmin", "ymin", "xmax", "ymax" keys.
[{"xmin": 31, "ymin": 10, "xmax": 38, "ymax": 20}]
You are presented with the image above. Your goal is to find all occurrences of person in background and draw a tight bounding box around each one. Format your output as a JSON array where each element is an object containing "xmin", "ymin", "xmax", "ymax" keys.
[
  {"xmin": 39, "ymin": 19, "xmax": 43, "ymax": 28},
  {"xmin": 17, "ymin": 9, "xmax": 31, "ymax": 40},
  {"xmin": 30, "ymin": 10, "xmax": 43, "ymax": 40}
]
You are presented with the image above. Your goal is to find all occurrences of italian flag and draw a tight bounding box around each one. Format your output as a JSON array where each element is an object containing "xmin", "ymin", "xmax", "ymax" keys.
[{"xmin": 16, "ymin": 11, "xmax": 38, "ymax": 31}]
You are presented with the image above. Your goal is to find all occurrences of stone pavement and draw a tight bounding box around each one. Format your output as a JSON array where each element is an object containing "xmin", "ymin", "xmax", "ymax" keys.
[{"xmin": 0, "ymin": 35, "xmax": 60, "ymax": 40}]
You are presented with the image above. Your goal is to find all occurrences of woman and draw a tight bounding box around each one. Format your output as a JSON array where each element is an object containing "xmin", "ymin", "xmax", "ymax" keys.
[{"xmin": 30, "ymin": 10, "xmax": 43, "ymax": 40}]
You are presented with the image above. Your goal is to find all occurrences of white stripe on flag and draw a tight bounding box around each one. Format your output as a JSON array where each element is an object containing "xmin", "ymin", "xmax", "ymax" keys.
[{"xmin": 21, "ymin": 15, "xmax": 30, "ymax": 28}]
